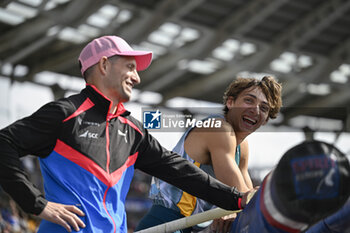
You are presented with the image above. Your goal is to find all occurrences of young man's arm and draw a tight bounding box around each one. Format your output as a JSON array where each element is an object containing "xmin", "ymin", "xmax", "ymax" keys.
[
  {"xmin": 184, "ymin": 121, "xmax": 251, "ymax": 192},
  {"xmin": 135, "ymin": 129, "xmax": 253, "ymax": 211},
  {"xmin": 207, "ymin": 137, "xmax": 253, "ymax": 232},
  {"xmin": 239, "ymin": 139, "xmax": 254, "ymax": 189},
  {"xmin": 184, "ymin": 121, "xmax": 253, "ymax": 232}
]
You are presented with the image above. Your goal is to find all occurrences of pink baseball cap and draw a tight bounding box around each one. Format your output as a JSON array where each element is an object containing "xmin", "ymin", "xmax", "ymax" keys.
[{"xmin": 78, "ymin": 35, "xmax": 153, "ymax": 75}]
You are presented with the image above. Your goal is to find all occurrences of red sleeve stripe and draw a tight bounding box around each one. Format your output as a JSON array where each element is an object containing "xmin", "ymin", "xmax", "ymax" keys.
[
  {"xmin": 63, "ymin": 98, "xmax": 94, "ymax": 122},
  {"xmin": 118, "ymin": 116, "xmax": 144, "ymax": 136}
]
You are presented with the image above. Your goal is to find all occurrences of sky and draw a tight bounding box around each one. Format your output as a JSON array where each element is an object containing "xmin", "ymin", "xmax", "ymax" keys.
[{"xmin": 1, "ymin": 76, "xmax": 349, "ymax": 180}]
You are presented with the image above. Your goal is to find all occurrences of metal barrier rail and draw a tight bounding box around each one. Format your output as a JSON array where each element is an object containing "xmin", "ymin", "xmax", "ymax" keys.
[{"xmin": 134, "ymin": 208, "xmax": 241, "ymax": 233}]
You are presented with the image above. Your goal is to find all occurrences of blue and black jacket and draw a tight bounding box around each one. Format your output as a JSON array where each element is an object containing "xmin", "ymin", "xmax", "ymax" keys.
[{"xmin": 0, "ymin": 85, "xmax": 242, "ymax": 233}]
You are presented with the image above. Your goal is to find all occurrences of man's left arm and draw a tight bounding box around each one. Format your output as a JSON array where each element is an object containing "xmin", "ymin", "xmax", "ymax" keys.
[
  {"xmin": 239, "ymin": 140, "xmax": 254, "ymax": 189},
  {"xmin": 135, "ymin": 129, "xmax": 244, "ymax": 211}
]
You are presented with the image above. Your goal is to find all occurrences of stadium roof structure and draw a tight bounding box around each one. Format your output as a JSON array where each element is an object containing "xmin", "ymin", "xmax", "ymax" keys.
[{"xmin": 0, "ymin": 0, "xmax": 349, "ymax": 134}]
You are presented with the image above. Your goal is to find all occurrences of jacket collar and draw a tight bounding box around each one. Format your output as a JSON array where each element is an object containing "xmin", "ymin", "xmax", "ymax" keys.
[{"xmin": 83, "ymin": 84, "xmax": 130, "ymax": 119}]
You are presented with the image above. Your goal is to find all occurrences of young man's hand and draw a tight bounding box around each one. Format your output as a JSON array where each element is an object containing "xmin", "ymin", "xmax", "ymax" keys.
[
  {"xmin": 38, "ymin": 201, "xmax": 86, "ymax": 232},
  {"xmin": 241, "ymin": 186, "xmax": 259, "ymax": 208},
  {"xmin": 210, "ymin": 212, "xmax": 237, "ymax": 233}
]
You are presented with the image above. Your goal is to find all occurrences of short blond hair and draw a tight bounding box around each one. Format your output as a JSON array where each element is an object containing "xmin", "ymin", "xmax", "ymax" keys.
[{"xmin": 223, "ymin": 76, "xmax": 282, "ymax": 119}]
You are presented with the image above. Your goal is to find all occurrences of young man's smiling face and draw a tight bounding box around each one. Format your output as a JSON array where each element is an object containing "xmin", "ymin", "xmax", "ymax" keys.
[{"xmin": 226, "ymin": 86, "xmax": 270, "ymax": 134}]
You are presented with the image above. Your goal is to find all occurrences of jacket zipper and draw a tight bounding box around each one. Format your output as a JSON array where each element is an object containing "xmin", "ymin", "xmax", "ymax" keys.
[{"xmin": 103, "ymin": 120, "xmax": 116, "ymax": 233}]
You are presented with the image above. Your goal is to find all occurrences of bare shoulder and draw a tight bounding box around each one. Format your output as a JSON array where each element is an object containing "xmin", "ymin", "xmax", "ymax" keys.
[
  {"xmin": 191, "ymin": 118, "xmax": 236, "ymax": 146},
  {"xmin": 193, "ymin": 117, "xmax": 232, "ymax": 134},
  {"xmin": 184, "ymin": 118, "xmax": 234, "ymax": 163}
]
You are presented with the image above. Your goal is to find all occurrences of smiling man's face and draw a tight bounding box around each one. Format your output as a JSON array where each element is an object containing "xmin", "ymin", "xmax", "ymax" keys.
[
  {"xmin": 104, "ymin": 56, "xmax": 141, "ymax": 103},
  {"xmin": 226, "ymin": 86, "xmax": 270, "ymax": 134}
]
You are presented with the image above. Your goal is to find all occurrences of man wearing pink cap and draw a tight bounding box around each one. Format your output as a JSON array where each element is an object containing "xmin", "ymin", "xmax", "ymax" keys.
[{"xmin": 0, "ymin": 35, "xmax": 254, "ymax": 233}]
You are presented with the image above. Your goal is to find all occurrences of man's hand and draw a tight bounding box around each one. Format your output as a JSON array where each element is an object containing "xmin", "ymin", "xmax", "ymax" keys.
[
  {"xmin": 210, "ymin": 212, "xmax": 237, "ymax": 233},
  {"xmin": 38, "ymin": 201, "xmax": 86, "ymax": 232},
  {"xmin": 241, "ymin": 186, "xmax": 259, "ymax": 208}
]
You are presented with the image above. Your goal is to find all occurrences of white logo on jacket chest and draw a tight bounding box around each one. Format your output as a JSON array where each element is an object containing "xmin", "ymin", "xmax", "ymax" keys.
[
  {"xmin": 79, "ymin": 130, "xmax": 98, "ymax": 139},
  {"xmin": 118, "ymin": 129, "xmax": 128, "ymax": 143}
]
